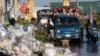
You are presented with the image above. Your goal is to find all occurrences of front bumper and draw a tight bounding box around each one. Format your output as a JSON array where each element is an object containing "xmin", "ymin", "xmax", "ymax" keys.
[{"xmin": 55, "ymin": 34, "xmax": 80, "ymax": 40}]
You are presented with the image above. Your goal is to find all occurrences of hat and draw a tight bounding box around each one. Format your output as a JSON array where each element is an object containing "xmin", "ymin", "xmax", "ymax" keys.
[{"xmin": 11, "ymin": 15, "xmax": 15, "ymax": 18}]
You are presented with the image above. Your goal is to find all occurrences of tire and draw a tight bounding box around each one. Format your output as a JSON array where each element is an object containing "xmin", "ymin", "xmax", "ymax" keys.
[{"xmin": 54, "ymin": 39, "xmax": 62, "ymax": 46}]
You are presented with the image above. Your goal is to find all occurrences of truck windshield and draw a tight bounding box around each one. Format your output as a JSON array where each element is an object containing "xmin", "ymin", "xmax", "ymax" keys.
[{"xmin": 56, "ymin": 17, "xmax": 79, "ymax": 26}]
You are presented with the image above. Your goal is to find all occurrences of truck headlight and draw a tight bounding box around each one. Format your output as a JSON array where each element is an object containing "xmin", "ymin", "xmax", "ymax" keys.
[
  {"xmin": 57, "ymin": 30, "xmax": 60, "ymax": 33},
  {"xmin": 75, "ymin": 34, "xmax": 79, "ymax": 38},
  {"xmin": 75, "ymin": 36, "xmax": 79, "ymax": 38},
  {"xmin": 75, "ymin": 30, "xmax": 79, "ymax": 33}
]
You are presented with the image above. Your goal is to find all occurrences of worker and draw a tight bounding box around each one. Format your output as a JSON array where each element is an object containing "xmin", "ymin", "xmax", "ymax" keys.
[
  {"xmin": 8, "ymin": 15, "xmax": 16, "ymax": 26},
  {"xmin": 86, "ymin": 19, "xmax": 91, "ymax": 42},
  {"xmin": 46, "ymin": 19, "xmax": 53, "ymax": 39},
  {"xmin": 90, "ymin": 20, "xmax": 98, "ymax": 44}
]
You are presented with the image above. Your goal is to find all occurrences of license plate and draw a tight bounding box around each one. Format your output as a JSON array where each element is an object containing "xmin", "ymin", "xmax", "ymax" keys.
[{"xmin": 65, "ymin": 34, "xmax": 71, "ymax": 37}]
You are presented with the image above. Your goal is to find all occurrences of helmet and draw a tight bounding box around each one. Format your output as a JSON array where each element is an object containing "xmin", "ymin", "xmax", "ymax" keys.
[{"xmin": 11, "ymin": 15, "xmax": 14, "ymax": 18}]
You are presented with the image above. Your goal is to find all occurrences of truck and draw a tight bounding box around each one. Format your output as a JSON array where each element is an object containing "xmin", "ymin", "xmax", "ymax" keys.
[
  {"xmin": 37, "ymin": 6, "xmax": 83, "ymax": 46},
  {"xmin": 52, "ymin": 6, "xmax": 83, "ymax": 46}
]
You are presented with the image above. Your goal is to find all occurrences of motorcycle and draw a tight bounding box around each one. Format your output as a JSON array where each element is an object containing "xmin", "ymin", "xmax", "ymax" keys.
[{"xmin": 89, "ymin": 26, "xmax": 98, "ymax": 44}]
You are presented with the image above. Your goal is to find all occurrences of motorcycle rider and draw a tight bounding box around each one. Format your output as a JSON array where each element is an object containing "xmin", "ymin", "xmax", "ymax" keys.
[
  {"xmin": 90, "ymin": 20, "xmax": 98, "ymax": 44},
  {"xmin": 86, "ymin": 19, "xmax": 91, "ymax": 41}
]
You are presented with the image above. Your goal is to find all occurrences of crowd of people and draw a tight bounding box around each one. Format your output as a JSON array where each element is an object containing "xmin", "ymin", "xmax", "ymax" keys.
[
  {"xmin": 37, "ymin": 6, "xmax": 80, "ymax": 21},
  {"xmin": 53, "ymin": 6, "xmax": 80, "ymax": 18}
]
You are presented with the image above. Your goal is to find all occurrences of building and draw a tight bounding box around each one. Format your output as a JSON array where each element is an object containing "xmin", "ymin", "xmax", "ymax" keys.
[{"xmin": 50, "ymin": 1, "xmax": 100, "ymax": 14}]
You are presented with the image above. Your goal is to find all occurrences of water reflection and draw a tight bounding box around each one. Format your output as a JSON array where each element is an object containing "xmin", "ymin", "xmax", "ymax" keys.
[
  {"xmin": 87, "ymin": 44, "xmax": 98, "ymax": 53},
  {"xmin": 69, "ymin": 42, "xmax": 99, "ymax": 56}
]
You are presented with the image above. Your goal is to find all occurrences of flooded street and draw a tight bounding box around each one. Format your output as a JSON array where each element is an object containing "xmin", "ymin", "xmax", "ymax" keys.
[
  {"xmin": 68, "ymin": 41, "xmax": 100, "ymax": 56},
  {"xmin": 0, "ymin": 0, "xmax": 100, "ymax": 56},
  {"xmin": 66, "ymin": 31, "xmax": 100, "ymax": 56}
]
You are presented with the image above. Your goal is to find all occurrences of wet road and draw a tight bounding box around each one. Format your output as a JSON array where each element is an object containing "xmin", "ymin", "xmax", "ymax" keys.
[
  {"xmin": 69, "ymin": 41, "xmax": 100, "ymax": 56},
  {"xmin": 67, "ymin": 30, "xmax": 100, "ymax": 56}
]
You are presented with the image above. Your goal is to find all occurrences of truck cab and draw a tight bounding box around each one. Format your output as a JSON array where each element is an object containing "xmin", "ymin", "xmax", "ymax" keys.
[{"xmin": 54, "ymin": 14, "xmax": 81, "ymax": 41}]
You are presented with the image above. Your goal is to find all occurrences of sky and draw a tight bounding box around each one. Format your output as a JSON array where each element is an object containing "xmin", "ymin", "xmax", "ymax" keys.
[
  {"xmin": 34, "ymin": 0, "xmax": 99, "ymax": 7},
  {"xmin": 21, "ymin": 0, "xmax": 98, "ymax": 7}
]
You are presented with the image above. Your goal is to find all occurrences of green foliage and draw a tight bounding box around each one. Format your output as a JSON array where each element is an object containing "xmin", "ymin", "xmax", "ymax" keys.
[
  {"xmin": 95, "ymin": 15, "xmax": 100, "ymax": 25},
  {"xmin": 35, "ymin": 27, "xmax": 50, "ymax": 42},
  {"xmin": 16, "ymin": 18, "xmax": 29, "ymax": 25}
]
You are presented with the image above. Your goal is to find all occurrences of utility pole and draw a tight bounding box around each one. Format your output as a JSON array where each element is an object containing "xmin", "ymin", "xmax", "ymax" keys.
[{"xmin": 2, "ymin": 0, "xmax": 7, "ymax": 25}]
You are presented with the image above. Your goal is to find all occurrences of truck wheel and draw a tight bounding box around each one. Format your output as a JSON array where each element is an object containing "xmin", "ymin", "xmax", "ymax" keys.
[
  {"xmin": 54, "ymin": 39, "xmax": 61, "ymax": 46},
  {"xmin": 71, "ymin": 38, "xmax": 81, "ymax": 44},
  {"xmin": 76, "ymin": 38, "xmax": 82, "ymax": 44}
]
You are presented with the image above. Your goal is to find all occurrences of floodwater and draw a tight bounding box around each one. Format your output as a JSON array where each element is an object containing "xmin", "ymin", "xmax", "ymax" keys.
[
  {"xmin": 68, "ymin": 31, "xmax": 100, "ymax": 56},
  {"xmin": 69, "ymin": 41, "xmax": 100, "ymax": 56}
]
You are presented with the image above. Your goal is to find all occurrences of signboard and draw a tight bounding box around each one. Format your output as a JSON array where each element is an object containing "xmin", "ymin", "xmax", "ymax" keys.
[
  {"xmin": 18, "ymin": 0, "xmax": 28, "ymax": 14},
  {"xmin": 19, "ymin": 3, "xmax": 27, "ymax": 14}
]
